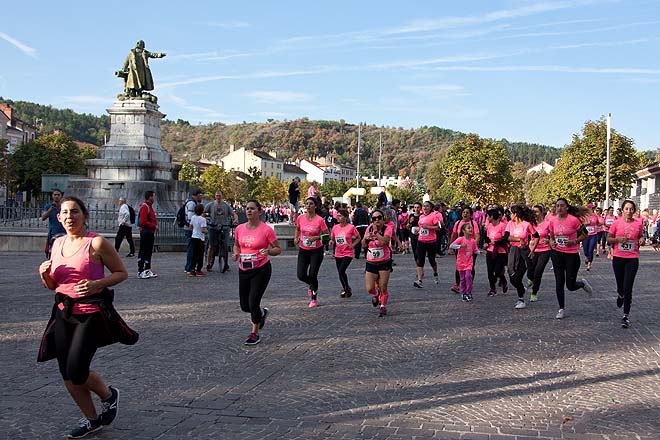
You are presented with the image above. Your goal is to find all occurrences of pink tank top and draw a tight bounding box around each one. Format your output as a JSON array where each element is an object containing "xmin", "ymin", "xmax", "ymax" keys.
[{"xmin": 50, "ymin": 234, "xmax": 105, "ymax": 314}]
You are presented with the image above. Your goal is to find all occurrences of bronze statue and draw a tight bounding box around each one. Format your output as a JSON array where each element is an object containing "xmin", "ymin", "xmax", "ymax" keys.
[{"xmin": 115, "ymin": 40, "xmax": 166, "ymax": 102}]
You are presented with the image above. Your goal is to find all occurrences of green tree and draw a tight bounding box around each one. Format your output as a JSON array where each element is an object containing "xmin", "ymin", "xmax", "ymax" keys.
[
  {"xmin": 261, "ymin": 177, "xmax": 288, "ymax": 204},
  {"xmin": 423, "ymin": 150, "xmax": 447, "ymax": 197},
  {"xmin": 10, "ymin": 132, "xmax": 87, "ymax": 194},
  {"xmin": 524, "ymin": 170, "xmax": 554, "ymax": 206},
  {"xmin": 548, "ymin": 118, "xmax": 644, "ymax": 204},
  {"xmin": 199, "ymin": 165, "xmax": 240, "ymax": 202},
  {"xmin": 440, "ymin": 134, "xmax": 515, "ymax": 205},
  {"xmin": 319, "ymin": 180, "xmax": 349, "ymax": 199},
  {"xmin": 178, "ymin": 161, "xmax": 201, "ymax": 186}
]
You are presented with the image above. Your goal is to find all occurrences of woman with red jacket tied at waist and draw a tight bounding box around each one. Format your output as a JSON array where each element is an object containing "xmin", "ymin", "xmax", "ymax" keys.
[
  {"xmin": 137, "ymin": 190, "xmax": 158, "ymax": 279},
  {"xmin": 38, "ymin": 196, "xmax": 136, "ymax": 439}
]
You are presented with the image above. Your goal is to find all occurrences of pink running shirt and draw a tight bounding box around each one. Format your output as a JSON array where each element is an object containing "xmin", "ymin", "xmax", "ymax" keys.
[
  {"xmin": 486, "ymin": 221, "xmax": 508, "ymax": 254},
  {"xmin": 608, "ymin": 218, "xmax": 643, "ymax": 258},
  {"xmin": 451, "ymin": 236, "xmax": 479, "ymax": 271},
  {"xmin": 365, "ymin": 223, "xmax": 393, "ymax": 263},
  {"xmin": 533, "ymin": 221, "xmax": 551, "ymax": 252},
  {"xmin": 418, "ymin": 211, "xmax": 442, "ymax": 243},
  {"xmin": 296, "ymin": 214, "xmax": 327, "ymax": 250},
  {"xmin": 332, "ymin": 223, "xmax": 359, "ymax": 258},
  {"xmin": 234, "ymin": 222, "xmax": 278, "ymax": 271},
  {"xmin": 505, "ymin": 220, "xmax": 535, "ymax": 248},
  {"xmin": 548, "ymin": 214, "xmax": 582, "ymax": 254},
  {"xmin": 583, "ymin": 214, "xmax": 599, "ymax": 236}
]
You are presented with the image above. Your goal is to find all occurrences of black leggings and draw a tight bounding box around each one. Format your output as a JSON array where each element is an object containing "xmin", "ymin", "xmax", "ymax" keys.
[
  {"xmin": 192, "ymin": 238, "xmax": 205, "ymax": 272},
  {"xmin": 508, "ymin": 247, "xmax": 528, "ymax": 298},
  {"xmin": 416, "ymin": 241, "xmax": 437, "ymax": 270},
  {"xmin": 335, "ymin": 257, "xmax": 353, "ymax": 291},
  {"xmin": 486, "ymin": 251, "xmax": 507, "ymax": 289},
  {"xmin": 54, "ymin": 309, "xmax": 100, "ymax": 385},
  {"xmin": 138, "ymin": 230, "xmax": 155, "ymax": 272},
  {"xmin": 297, "ymin": 247, "xmax": 324, "ymax": 292},
  {"xmin": 550, "ymin": 250, "xmax": 585, "ymax": 309},
  {"xmin": 612, "ymin": 257, "xmax": 638, "ymax": 315},
  {"xmin": 527, "ymin": 250, "xmax": 551, "ymax": 295},
  {"xmin": 114, "ymin": 224, "xmax": 135, "ymax": 254},
  {"xmin": 239, "ymin": 262, "xmax": 272, "ymax": 324}
]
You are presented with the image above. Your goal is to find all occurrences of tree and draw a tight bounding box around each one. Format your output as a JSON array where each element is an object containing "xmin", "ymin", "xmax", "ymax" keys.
[
  {"xmin": 261, "ymin": 177, "xmax": 288, "ymax": 204},
  {"xmin": 440, "ymin": 134, "xmax": 516, "ymax": 205},
  {"xmin": 319, "ymin": 180, "xmax": 349, "ymax": 199},
  {"xmin": 178, "ymin": 161, "xmax": 201, "ymax": 186},
  {"xmin": 548, "ymin": 118, "xmax": 644, "ymax": 205},
  {"xmin": 199, "ymin": 165, "xmax": 240, "ymax": 202},
  {"xmin": 524, "ymin": 170, "xmax": 554, "ymax": 206},
  {"xmin": 424, "ymin": 150, "xmax": 447, "ymax": 197},
  {"xmin": 10, "ymin": 132, "xmax": 87, "ymax": 195}
]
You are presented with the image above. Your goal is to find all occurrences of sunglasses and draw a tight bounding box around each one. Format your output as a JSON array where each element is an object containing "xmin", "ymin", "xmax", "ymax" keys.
[{"xmin": 371, "ymin": 216, "xmax": 383, "ymax": 221}]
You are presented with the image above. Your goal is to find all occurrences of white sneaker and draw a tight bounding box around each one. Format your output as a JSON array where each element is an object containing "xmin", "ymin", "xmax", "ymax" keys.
[
  {"xmin": 514, "ymin": 300, "xmax": 527, "ymax": 309},
  {"xmin": 138, "ymin": 271, "xmax": 150, "ymax": 279},
  {"xmin": 145, "ymin": 269, "xmax": 158, "ymax": 278},
  {"xmin": 433, "ymin": 275, "xmax": 439, "ymax": 285},
  {"xmin": 555, "ymin": 309, "xmax": 565, "ymax": 319},
  {"xmin": 581, "ymin": 278, "xmax": 592, "ymax": 295}
]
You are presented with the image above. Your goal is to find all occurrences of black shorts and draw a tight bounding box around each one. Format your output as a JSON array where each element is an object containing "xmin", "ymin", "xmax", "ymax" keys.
[{"xmin": 365, "ymin": 260, "xmax": 392, "ymax": 274}]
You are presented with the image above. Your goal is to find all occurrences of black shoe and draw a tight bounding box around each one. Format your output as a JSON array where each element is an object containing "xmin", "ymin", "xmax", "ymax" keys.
[
  {"xmin": 221, "ymin": 265, "xmax": 230, "ymax": 273},
  {"xmin": 616, "ymin": 295, "xmax": 624, "ymax": 308},
  {"xmin": 345, "ymin": 288, "xmax": 352, "ymax": 298},
  {"xmin": 68, "ymin": 417, "xmax": 102, "ymax": 438},
  {"xmin": 126, "ymin": 253, "xmax": 135, "ymax": 257},
  {"xmin": 340, "ymin": 290, "xmax": 346, "ymax": 298},
  {"xmin": 244, "ymin": 333, "xmax": 260, "ymax": 345},
  {"xmin": 259, "ymin": 308, "xmax": 268, "ymax": 330},
  {"xmin": 621, "ymin": 316, "xmax": 630, "ymax": 328},
  {"xmin": 100, "ymin": 386, "xmax": 119, "ymax": 425}
]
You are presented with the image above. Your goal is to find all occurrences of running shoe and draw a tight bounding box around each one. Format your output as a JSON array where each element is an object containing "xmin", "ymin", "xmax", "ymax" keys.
[
  {"xmin": 434, "ymin": 274, "xmax": 439, "ymax": 285},
  {"xmin": 308, "ymin": 299, "xmax": 318, "ymax": 308},
  {"xmin": 68, "ymin": 417, "xmax": 102, "ymax": 439},
  {"xmin": 616, "ymin": 295, "xmax": 624, "ymax": 308},
  {"xmin": 530, "ymin": 293, "xmax": 538, "ymax": 302},
  {"xmin": 379, "ymin": 305, "xmax": 387, "ymax": 317},
  {"xmin": 145, "ymin": 269, "xmax": 158, "ymax": 278},
  {"xmin": 221, "ymin": 265, "xmax": 230, "ymax": 273},
  {"xmin": 586, "ymin": 261, "xmax": 592, "ymax": 271},
  {"xmin": 100, "ymin": 386, "xmax": 119, "ymax": 426},
  {"xmin": 581, "ymin": 278, "xmax": 593, "ymax": 295},
  {"xmin": 527, "ymin": 278, "xmax": 533, "ymax": 287},
  {"xmin": 514, "ymin": 300, "xmax": 527, "ymax": 309},
  {"xmin": 137, "ymin": 271, "xmax": 150, "ymax": 279},
  {"xmin": 259, "ymin": 308, "xmax": 269, "ymax": 329},
  {"xmin": 487, "ymin": 289, "xmax": 497, "ymax": 297},
  {"xmin": 466, "ymin": 293, "xmax": 473, "ymax": 302},
  {"xmin": 126, "ymin": 253, "xmax": 135, "ymax": 257},
  {"xmin": 413, "ymin": 280, "xmax": 423, "ymax": 289},
  {"xmin": 345, "ymin": 287, "xmax": 352, "ymax": 298},
  {"xmin": 244, "ymin": 333, "xmax": 260, "ymax": 345},
  {"xmin": 372, "ymin": 289, "xmax": 380, "ymax": 307},
  {"xmin": 450, "ymin": 284, "xmax": 460, "ymax": 293},
  {"xmin": 307, "ymin": 288, "xmax": 313, "ymax": 297},
  {"xmin": 340, "ymin": 290, "xmax": 346, "ymax": 298},
  {"xmin": 195, "ymin": 271, "xmax": 207, "ymax": 277},
  {"xmin": 621, "ymin": 316, "xmax": 630, "ymax": 329},
  {"xmin": 462, "ymin": 293, "xmax": 469, "ymax": 302},
  {"xmin": 555, "ymin": 309, "xmax": 565, "ymax": 319}
]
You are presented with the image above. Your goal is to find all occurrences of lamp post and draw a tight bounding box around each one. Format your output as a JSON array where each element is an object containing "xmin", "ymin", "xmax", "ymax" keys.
[{"xmin": 605, "ymin": 113, "xmax": 611, "ymax": 208}]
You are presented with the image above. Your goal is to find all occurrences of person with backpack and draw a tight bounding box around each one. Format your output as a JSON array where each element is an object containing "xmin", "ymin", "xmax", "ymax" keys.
[
  {"xmin": 182, "ymin": 189, "xmax": 204, "ymax": 276},
  {"xmin": 137, "ymin": 191, "xmax": 158, "ymax": 279},
  {"xmin": 114, "ymin": 197, "xmax": 135, "ymax": 257}
]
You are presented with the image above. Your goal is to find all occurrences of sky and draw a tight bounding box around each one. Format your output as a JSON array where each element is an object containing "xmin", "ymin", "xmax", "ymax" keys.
[{"xmin": 1, "ymin": 0, "xmax": 659, "ymax": 150}]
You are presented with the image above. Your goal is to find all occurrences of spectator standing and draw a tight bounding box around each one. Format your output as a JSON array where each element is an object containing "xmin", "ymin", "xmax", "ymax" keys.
[
  {"xmin": 204, "ymin": 191, "xmax": 237, "ymax": 272},
  {"xmin": 137, "ymin": 191, "xmax": 158, "ymax": 279},
  {"xmin": 41, "ymin": 188, "xmax": 66, "ymax": 259},
  {"xmin": 189, "ymin": 203, "xmax": 208, "ymax": 276},
  {"xmin": 114, "ymin": 197, "xmax": 135, "ymax": 257},
  {"xmin": 288, "ymin": 177, "xmax": 301, "ymax": 224},
  {"xmin": 184, "ymin": 190, "xmax": 204, "ymax": 276}
]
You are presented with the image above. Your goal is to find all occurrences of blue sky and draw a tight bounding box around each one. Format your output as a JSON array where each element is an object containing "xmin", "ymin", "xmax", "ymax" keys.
[{"xmin": 1, "ymin": 0, "xmax": 659, "ymax": 150}]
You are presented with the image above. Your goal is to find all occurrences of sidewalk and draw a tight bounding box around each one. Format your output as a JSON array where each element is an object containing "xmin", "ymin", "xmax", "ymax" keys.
[{"xmin": 1, "ymin": 249, "xmax": 659, "ymax": 439}]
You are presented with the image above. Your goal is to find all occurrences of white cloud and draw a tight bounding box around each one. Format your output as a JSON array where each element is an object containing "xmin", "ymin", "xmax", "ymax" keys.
[
  {"xmin": 0, "ymin": 32, "xmax": 37, "ymax": 58},
  {"xmin": 204, "ymin": 20, "xmax": 250, "ymax": 29},
  {"xmin": 243, "ymin": 91, "xmax": 312, "ymax": 104},
  {"xmin": 165, "ymin": 94, "xmax": 229, "ymax": 118},
  {"xmin": 61, "ymin": 96, "xmax": 112, "ymax": 106}
]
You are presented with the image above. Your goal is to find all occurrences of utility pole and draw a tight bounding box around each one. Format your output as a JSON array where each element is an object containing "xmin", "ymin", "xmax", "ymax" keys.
[
  {"xmin": 356, "ymin": 124, "xmax": 361, "ymax": 201},
  {"xmin": 605, "ymin": 113, "xmax": 611, "ymax": 208},
  {"xmin": 378, "ymin": 132, "xmax": 382, "ymax": 187}
]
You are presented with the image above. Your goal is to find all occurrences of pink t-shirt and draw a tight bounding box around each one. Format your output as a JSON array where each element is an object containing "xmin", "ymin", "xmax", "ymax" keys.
[
  {"xmin": 296, "ymin": 214, "xmax": 327, "ymax": 250},
  {"xmin": 533, "ymin": 221, "xmax": 551, "ymax": 252},
  {"xmin": 603, "ymin": 215, "xmax": 617, "ymax": 231},
  {"xmin": 609, "ymin": 218, "xmax": 644, "ymax": 258},
  {"xmin": 583, "ymin": 214, "xmax": 599, "ymax": 236},
  {"xmin": 451, "ymin": 236, "xmax": 479, "ymax": 271},
  {"xmin": 418, "ymin": 211, "xmax": 442, "ymax": 243},
  {"xmin": 234, "ymin": 222, "xmax": 278, "ymax": 271},
  {"xmin": 331, "ymin": 223, "xmax": 359, "ymax": 258},
  {"xmin": 486, "ymin": 221, "xmax": 508, "ymax": 254},
  {"xmin": 453, "ymin": 219, "xmax": 479, "ymax": 239},
  {"xmin": 50, "ymin": 234, "xmax": 105, "ymax": 314},
  {"xmin": 366, "ymin": 223, "xmax": 393, "ymax": 263},
  {"xmin": 548, "ymin": 214, "xmax": 582, "ymax": 254},
  {"xmin": 505, "ymin": 220, "xmax": 535, "ymax": 248}
]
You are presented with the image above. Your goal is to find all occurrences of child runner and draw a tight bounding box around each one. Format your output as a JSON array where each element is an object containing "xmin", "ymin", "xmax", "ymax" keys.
[
  {"xmin": 449, "ymin": 222, "xmax": 481, "ymax": 302},
  {"xmin": 506, "ymin": 205, "xmax": 538, "ymax": 309},
  {"xmin": 449, "ymin": 206, "xmax": 480, "ymax": 293},
  {"xmin": 295, "ymin": 197, "xmax": 329, "ymax": 308},
  {"xmin": 527, "ymin": 205, "xmax": 551, "ymax": 303},
  {"xmin": 189, "ymin": 203, "xmax": 208, "ymax": 277},
  {"xmin": 330, "ymin": 209, "xmax": 360, "ymax": 298},
  {"xmin": 362, "ymin": 209, "xmax": 393, "ymax": 317},
  {"xmin": 484, "ymin": 208, "xmax": 509, "ymax": 296},
  {"xmin": 606, "ymin": 200, "xmax": 645, "ymax": 328},
  {"xmin": 413, "ymin": 201, "xmax": 442, "ymax": 288}
]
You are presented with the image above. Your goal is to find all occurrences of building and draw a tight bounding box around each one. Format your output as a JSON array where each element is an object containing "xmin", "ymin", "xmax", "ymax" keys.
[
  {"xmin": 220, "ymin": 145, "xmax": 283, "ymax": 179},
  {"xmin": 605, "ymin": 162, "xmax": 660, "ymax": 212},
  {"xmin": 0, "ymin": 104, "xmax": 38, "ymax": 153},
  {"xmin": 364, "ymin": 175, "xmax": 406, "ymax": 187},
  {"xmin": 314, "ymin": 156, "xmax": 356, "ymax": 183},
  {"xmin": 0, "ymin": 109, "xmax": 8, "ymax": 143},
  {"xmin": 282, "ymin": 163, "xmax": 307, "ymax": 182},
  {"xmin": 299, "ymin": 159, "xmax": 341, "ymax": 183},
  {"xmin": 527, "ymin": 161, "xmax": 554, "ymax": 174}
]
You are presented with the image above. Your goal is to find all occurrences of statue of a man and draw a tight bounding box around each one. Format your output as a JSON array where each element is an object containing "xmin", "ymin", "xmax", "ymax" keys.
[{"xmin": 116, "ymin": 40, "xmax": 166, "ymax": 100}]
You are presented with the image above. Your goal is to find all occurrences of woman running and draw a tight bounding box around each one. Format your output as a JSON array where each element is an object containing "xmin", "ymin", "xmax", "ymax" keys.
[
  {"xmin": 506, "ymin": 205, "xmax": 538, "ymax": 309},
  {"xmin": 363, "ymin": 209, "xmax": 394, "ymax": 317},
  {"xmin": 38, "ymin": 196, "xmax": 135, "ymax": 438},
  {"xmin": 484, "ymin": 208, "xmax": 509, "ymax": 296},
  {"xmin": 408, "ymin": 202, "xmax": 422, "ymax": 263},
  {"xmin": 233, "ymin": 199, "xmax": 281, "ymax": 345},
  {"xmin": 607, "ymin": 200, "xmax": 645, "ymax": 328},
  {"xmin": 449, "ymin": 206, "xmax": 481, "ymax": 293},
  {"xmin": 582, "ymin": 209, "xmax": 600, "ymax": 271},
  {"xmin": 548, "ymin": 198, "xmax": 593, "ymax": 319},
  {"xmin": 449, "ymin": 222, "xmax": 481, "ymax": 302},
  {"xmin": 526, "ymin": 205, "xmax": 551, "ymax": 303},
  {"xmin": 413, "ymin": 201, "xmax": 442, "ymax": 288},
  {"xmin": 603, "ymin": 207, "xmax": 617, "ymax": 258},
  {"xmin": 295, "ymin": 197, "xmax": 329, "ymax": 308},
  {"xmin": 330, "ymin": 209, "xmax": 360, "ymax": 298}
]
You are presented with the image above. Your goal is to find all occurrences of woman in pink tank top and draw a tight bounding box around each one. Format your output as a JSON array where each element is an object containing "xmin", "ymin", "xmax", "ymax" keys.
[{"xmin": 38, "ymin": 196, "xmax": 128, "ymax": 438}]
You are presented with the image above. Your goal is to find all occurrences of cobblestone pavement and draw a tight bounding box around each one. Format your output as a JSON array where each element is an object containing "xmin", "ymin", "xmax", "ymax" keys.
[{"xmin": 1, "ymin": 248, "xmax": 660, "ymax": 440}]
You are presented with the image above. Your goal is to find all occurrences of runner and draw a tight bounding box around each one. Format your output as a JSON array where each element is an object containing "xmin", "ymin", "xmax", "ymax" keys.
[
  {"xmin": 408, "ymin": 202, "xmax": 422, "ymax": 263},
  {"xmin": 449, "ymin": 222, "xmax": 481, "ymax": 302},
  {"xmin": 413, "ymin": 201, "xmax": 442, "ymax": 288},
  {"xmin": 294, "ymin": 197, "xmax": 329, "ymax": 308},
  {"xmin": 603, "ymin": 207, "xmax": 617, "ymax": 259},
  {"xmin": 449, "ymin": 206, "xmax": 481, "ymax": 293},
  {"xmin": 37, "ymin": 196, "xmax": 136, "ymax": 438},
  {"xmin": 330, "ymin": 209, "xmax": 360, "ymax": 298},
  {"xmin": 506, "ymin": 205, "xmax": 538, "ymax": 309},
  {"xmin": 362, "ymin": 209, "xmax": 394, "ymax": 317},
  {"xmin": 484, "ymin": 207, "xmax": 509, "ymax": 296},
  {"xmin": 606, "ymin": 200, "xmax": 645, "ymax": 328},
  {"xmin": 582, "ymin": 208, "xmax": 600, "ymax": 271},
  {"xmin": 548, "ymin": 198, "xmax": 594, "ymax": 319},
  {"xmin": 232, "ymin": 199, "xmax": 281, "ymax": 345},
  {"xmin": 527, "ymin": 204, "xmax": 551, "ymax": 303}
]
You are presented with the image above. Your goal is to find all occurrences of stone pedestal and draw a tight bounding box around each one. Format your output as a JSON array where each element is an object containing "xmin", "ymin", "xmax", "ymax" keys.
[{"xmin": 66, "ymin": 99, "xmax": 189, "ymax": 213}]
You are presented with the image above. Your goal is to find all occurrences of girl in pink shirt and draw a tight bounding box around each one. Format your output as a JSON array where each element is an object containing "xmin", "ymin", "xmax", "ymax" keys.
[
  {"xmin": 484, "ymin": 207, "xmax": 509, "ymax": 296},
  {"xmin": 330, "ymin": 209, "xmax": 360, "ymax": 298},
  {"xmin": 527, "ymin": 204, "xmax": 551, "ymax": 302},
  {"xmin": 506, "ymin": 205, "xmax": 539, "ymax": 309},
  {"xmin": 362, "ymin": 209, "xmax": 394, "ymax": 317},
  {"xmin": 233, "ymin": 199, "xmax": 281, "ymax": 345},
  {"xmin": 606, "ymin": 200, "xmax": 645, "ymax": 328},
  {"xmin": 449, "ymin": 223, "xmax": 481, "ymax": 302},
  {"xmin": 295, "ymin": 197, "xmax": 329, "ymax": 308},
  {"xmin": 449, "ymin": 207, "xmax": 481, "ymax": 293}
]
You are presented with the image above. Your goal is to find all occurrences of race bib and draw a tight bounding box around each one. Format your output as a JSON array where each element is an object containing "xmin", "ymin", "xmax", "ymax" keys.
[
  {"xmin": 619, "ymin": 241, "xmax": 634, "ymax": 252},
  {"xmin": 367, "ymin": 247, "xmax": 385, "ymax": 261},
  {"xmin": 606, "ymin": 219, "xmax": 615, "ymax": 225},
  {"xmin": 556, "ymin": 236, "xmax": 569, "ymax": 247},
  {"xmin": 411, "ymin": 226, "xmax": 419, "ymax": 235},
  {"xmin": 240, "ymin": 253, "xmax": 258, "ymax": 269},
  {"xmin": 586, "ymin": 226, "xmax": 595, "ymax": 234},
  {"xmin": 419, "ymin": 227, "xmax": 430, "ymax": 237},
  {"xmin": 302, "ymin": 237, "xmax": 317, "ymax": 247},
  {"xmin": 335, "ymin": 235, "xmax": 347, "ymax": 245}
]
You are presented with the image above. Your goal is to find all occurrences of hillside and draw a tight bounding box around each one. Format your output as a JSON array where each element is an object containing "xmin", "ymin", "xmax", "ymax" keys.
[{"xmin": 2, "ymin": 99, "xmax": 562, "ymax": 178}]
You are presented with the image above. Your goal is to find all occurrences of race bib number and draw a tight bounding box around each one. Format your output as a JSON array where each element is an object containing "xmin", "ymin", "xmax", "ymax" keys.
[
  {"xmin": 619, "ymin": 241, "xmax": 634, "ymax": 252},
  {"xmin": 335, "ymin": 235, "xmax": 347, "ymax": 245},
  {"xmin": 556, "ymin": 236, "xmax": 569, "ymax": 247},
  {"xmin": 302, "ymin": 237, "xmax": 317, "ymax": 247},
  {"xmin": 240, "ymin": 253, "xmax": 258, "ymax": 269},
  {"xmin": 586, "ymin": 226, "xmax": 595, "ymax": 234},
  {"xmin": 367, "ymin": 247, "xmax": 385, "ymax": 261},
  {"xmin": 411, "ymin": 226, "xmax": 419, "ymax": 235},
  {"xmin": 419, "ymin": 227, "xmax": 430, "ymax": 237},
  {"xmin": 606, "ymin": 219, "xmax": 615, "ymax": 225}
]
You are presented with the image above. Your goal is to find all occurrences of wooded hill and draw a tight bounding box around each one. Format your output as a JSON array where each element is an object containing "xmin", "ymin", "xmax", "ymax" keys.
[{"xmin": 2, "ymin": 98, "xmax": 563, "ymax": 178}]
